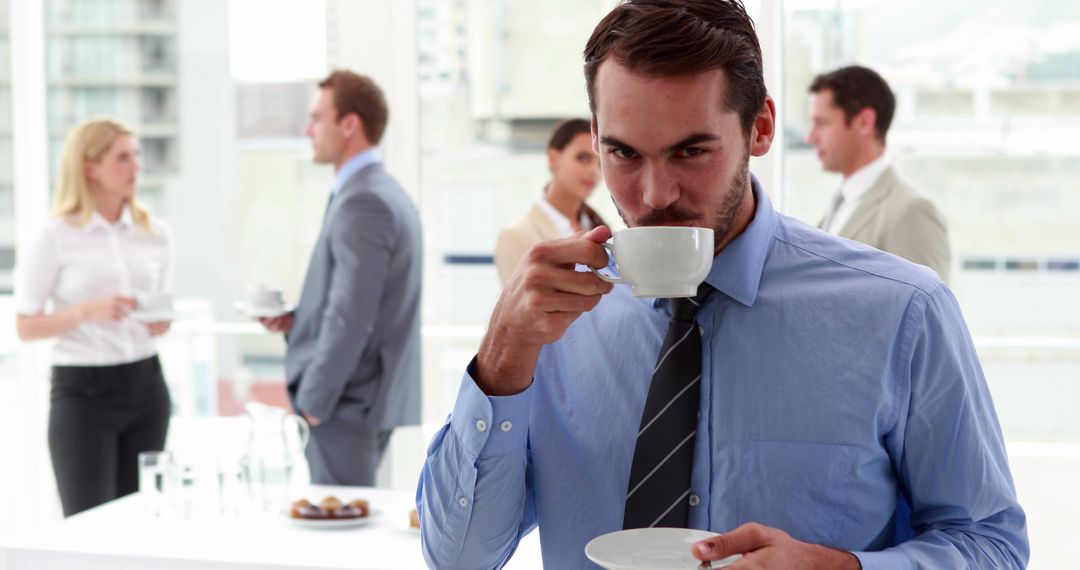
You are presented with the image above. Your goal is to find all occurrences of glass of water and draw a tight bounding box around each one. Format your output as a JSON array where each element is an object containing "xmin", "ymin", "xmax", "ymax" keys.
[{"xmin": 138, "ymin": 450, "xmax": 173, "ymax": 517}]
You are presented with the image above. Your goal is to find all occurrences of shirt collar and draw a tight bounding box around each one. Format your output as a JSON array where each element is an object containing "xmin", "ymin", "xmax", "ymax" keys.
[
  {"xmin": 840, "ymin": 153, "xmax": 890, "ymax": 203},
  {"xmin": 703, "ymin": 175, "xmax": 776, "ymax": 308},
  {"xmin": 536, "ymin": 196, "xmax": 590, "ymax": 239},
  {"xmin": 648, "ymin": 175, "xmax": 775, "ymax": 310},
  {"xmin": 84, "ymin": 205, "xmax": 134, "ymax": 233},
  {"xmin": 332, "ymin": 148, "xmax": 381, "ymax": 195}
]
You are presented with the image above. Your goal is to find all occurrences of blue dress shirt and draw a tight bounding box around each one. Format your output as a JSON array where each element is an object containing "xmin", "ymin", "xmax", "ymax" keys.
[
  {"xmin": 332, "ymin": 148, "xmax": 381, "ymax": 197},
  {"xmin": 417, "ymin": 179, "xmax": 1028, "ymax": 569}
]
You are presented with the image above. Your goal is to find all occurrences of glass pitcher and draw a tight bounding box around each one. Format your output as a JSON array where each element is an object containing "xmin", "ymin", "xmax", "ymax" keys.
[{"xmin": 241, "ymin": 402, "xmax": 310, "ymax": 511}]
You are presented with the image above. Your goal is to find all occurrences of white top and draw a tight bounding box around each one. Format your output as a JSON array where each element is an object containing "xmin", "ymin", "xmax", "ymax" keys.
[
  {"xmin": 823, "ymin": 154, "xmax": 891, "ymax": 235},
  {"xmin": 536, "ymin": 197, "xmax": 593, "ymax": 239},
  {"xmin": 15, "ymin": 207, "xmax": 174, "ymax": 366}
]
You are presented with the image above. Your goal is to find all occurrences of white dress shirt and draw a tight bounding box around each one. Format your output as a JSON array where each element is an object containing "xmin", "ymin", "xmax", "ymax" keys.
[
  {"xmin": 535, "ymin": 197, "xmax": 593, "ymax": 239},
  {"xmin": 823, "ymin": 154, "xmax": 891, "ymax": 235},
  {"xmin": 15, "ymin": 207, "xmax": 174, "ymax": 366}
]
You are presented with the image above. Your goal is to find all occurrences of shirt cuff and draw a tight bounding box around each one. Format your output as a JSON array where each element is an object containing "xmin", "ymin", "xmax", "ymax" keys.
[
  {"xmin": 852, "ymin": 549, "xmax": 914, "ymax": 570},
  {"xmin": 451, "ymin": 356, "xmax": 533, "ymax": 458}
]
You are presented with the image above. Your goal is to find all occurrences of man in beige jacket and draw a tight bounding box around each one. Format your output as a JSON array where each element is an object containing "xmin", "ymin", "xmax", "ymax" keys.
[{"xmin": 807, "ymin": 65, "xmax": 951, "ymax": 283}]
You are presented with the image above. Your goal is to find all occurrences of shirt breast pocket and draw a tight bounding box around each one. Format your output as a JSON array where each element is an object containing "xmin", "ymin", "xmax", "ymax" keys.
[{"xmin": 736, "ymin": 440, "xmax": 856, "ymax": 547}]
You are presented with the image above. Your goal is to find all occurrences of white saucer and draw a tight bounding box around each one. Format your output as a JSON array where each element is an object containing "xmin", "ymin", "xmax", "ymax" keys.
[
  {"xmin": 128, "ymin": 309, "xmax": 186, "ymax": 323},
  {"xmin": 284, "ymin": 509, "xmax": 382, "ymax": 530},
  {"xmin": 235, "ymin": 301, "xmax": 295, "ymax": 318},
  {"xmin": 585, "ymin": 528, "xmax": 742, "ymax": 570}
]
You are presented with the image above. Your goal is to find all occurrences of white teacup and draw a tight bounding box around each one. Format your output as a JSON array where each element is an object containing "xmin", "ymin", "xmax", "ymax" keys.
[
  {"xmin": 136, "ymin": 292, "xmax": 175, "ymax": 312},
  {"xmin": 249, "ymin": 285, "xmax": 285, "ymax": 309},
  {"xmin": 590, "ymin": 226, "xmax": 714, "ymax": 298}
]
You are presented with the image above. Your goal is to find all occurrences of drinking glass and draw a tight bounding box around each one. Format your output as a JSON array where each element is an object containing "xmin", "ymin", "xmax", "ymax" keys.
[{"xmin": 138, "ymin": 450, "xmax": 173, "ymax": 517}]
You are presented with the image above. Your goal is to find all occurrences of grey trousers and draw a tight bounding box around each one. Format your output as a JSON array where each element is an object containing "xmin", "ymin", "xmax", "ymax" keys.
[
  {"xmin": 48, "ymin": 356, "xmax": 171, "ymax": 517},
  {"xmin": 304, "ymin": 407, "xmax": 393, "ymax": 486}
]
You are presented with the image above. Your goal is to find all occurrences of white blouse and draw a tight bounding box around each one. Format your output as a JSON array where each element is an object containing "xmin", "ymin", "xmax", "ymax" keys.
[
  {"xmin": 15, "ymin": 207, "xmax": 174, "ymax": 366},
  {"xmin": 535, "ymin": 198, "xmax": 594, "ymax": 239}
]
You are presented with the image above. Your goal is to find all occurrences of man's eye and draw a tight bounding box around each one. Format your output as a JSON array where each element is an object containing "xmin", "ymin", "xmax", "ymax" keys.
[
  {"xmin": 678, "ymin": 147, "xmax": 705, "ymax": 158},
  {"xmin": 611, "ymin": 148, "xmax": 638, "ymax": 160}
]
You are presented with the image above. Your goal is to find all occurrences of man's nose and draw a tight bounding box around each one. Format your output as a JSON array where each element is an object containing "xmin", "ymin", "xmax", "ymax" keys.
[{"xmin": 641, "ymin": 162, "xmax": 679, "ymax": 211}]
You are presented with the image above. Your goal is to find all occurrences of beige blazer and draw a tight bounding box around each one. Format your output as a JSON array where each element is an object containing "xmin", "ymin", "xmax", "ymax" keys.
[
  {"xmin": 826, "ymin": 166, "xmax": 952, "ymax": 283},
  {"xmin": 495, "ymin": 203, "xmax": 562, "ymax": 284}
]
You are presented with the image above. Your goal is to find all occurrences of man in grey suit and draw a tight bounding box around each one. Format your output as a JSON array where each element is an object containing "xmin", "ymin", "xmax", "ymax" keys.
[
  {"xmin": 261, "ymin": 70, "xmax": 422, "ymax": 485},
  {"xmin": 806, "ymin": 65, "xmax": 951, "ymax": 283}
]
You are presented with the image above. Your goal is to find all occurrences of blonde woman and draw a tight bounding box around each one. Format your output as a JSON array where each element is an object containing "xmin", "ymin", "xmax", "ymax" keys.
[
  {"xmin": 14, "ymin": 118, "xmax": 173, "ymax": 517},
  {"xmin": 495, "ymin": 118, "xmax": 606, "ymax": 283}
]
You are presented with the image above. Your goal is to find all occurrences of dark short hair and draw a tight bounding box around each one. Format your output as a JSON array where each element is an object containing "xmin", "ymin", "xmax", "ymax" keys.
[
  {"xmin": 548, "ymin": 118, "xmax": 592, "ymax": 151},
  {"xmin": 809, "ymin": 65, "xmax": 895, "ymax": 142},
  {"xmin": 318, "ymin": 70, "xmax": 389, "ymax": 144},
  {"xmin": 583, "ymin": 0, "xmax": 767, "ymax": 135}
]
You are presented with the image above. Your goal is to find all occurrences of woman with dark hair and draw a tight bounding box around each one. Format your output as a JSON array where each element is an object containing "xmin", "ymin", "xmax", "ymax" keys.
[{"xmin": 494, "ymin": 118, "xmax": 605, "ymax": 283}]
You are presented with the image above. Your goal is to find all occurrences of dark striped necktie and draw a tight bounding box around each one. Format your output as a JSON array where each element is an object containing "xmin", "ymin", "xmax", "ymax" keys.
[{"xmin": 623, "ymin": 284, "xmax": 713, "ymax": 529}]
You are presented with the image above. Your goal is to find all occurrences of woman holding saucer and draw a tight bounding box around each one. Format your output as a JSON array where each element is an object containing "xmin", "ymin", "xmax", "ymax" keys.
[
  {"xmin": 14, "ymin": 118, "xmax": 174, "ymax": 516},
  {"xmin": 495, "ymin": 118, "xmax": 607, "ymax": 283}
]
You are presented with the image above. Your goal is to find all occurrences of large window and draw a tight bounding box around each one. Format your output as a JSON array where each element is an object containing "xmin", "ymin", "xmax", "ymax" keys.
[
  {"xmin": 781, "ymin": 0, "xmax": 1080, "ymax": 565},
  {"xmin": 0, "ymin": 0, "xmax": 13, "ymax": 293},
  {"xmin": 44, "ymin": 0, "xmax": 179, "ymax": 211}
]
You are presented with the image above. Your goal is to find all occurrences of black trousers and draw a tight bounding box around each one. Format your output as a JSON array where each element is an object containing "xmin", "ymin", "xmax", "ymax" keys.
[{"xmin": 49, "ymin": 355, "xmax": 171, "ymax": 517}]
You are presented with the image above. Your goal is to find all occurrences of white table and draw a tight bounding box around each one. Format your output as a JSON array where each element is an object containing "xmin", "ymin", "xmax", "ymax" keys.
[{"xmin": 0, "ymin": 486, "xmax": 543, "ymax": 570}]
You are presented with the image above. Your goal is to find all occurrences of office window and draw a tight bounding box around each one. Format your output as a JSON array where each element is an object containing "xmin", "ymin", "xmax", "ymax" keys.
[
  {"xmin": 782, "ymin": 1, "xmax": 1080, "ymax": 565},
  {"xmin": 44, "ymin": 0, "xmax": 180, "ymax": 208},
  {"xmin": 0, "ymin": 0, "xmax": 12, "ymax": 293}
]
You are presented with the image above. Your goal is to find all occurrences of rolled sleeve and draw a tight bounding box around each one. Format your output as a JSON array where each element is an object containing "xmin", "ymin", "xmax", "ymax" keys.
[{"xmin": 14, "ymin": 226, "xmax": 60, "ymax": 315}]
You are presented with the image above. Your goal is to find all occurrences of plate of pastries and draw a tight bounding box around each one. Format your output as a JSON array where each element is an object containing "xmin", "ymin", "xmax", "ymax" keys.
[{"xmin": 287, "ymin": 496, "xmax": 379, "ymax": 529}]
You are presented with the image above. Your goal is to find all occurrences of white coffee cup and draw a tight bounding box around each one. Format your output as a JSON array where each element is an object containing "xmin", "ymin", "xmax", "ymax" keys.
[
  {"xmin": 590, "ymin": 226, "xmax": 714, "ymax": 298},
  {"xmin": 249, "ymin": 285, "xmax": 285, "ymax": 309}
]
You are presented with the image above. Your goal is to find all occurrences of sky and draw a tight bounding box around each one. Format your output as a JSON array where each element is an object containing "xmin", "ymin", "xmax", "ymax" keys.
[{"xmin": 228, "ymin": 0, "xmax": 327, "ymax": 82}]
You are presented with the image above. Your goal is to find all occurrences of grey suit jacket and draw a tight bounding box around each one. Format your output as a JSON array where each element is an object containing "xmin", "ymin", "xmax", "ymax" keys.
[
  {"xmin": 285, "ymin": 162, "xmax": 422, "ymax": 430},
  {"xmin": 824, "ymin": 166, "xmax": 952, "ymax": 283}
]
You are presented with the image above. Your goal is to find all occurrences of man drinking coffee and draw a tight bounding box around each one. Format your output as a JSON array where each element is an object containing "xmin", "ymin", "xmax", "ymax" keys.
[{"xmin": 416, "ymin": 1, "xmax": 1028, "ymax": 568}]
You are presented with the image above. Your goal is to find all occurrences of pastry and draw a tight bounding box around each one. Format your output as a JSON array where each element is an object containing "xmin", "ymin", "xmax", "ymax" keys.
[
  {"xmin": 318, "ymin": 496, "xmax": 343, "ymax": 512},
  {"xmin": 290, "ymin": 496, "xmax": 370, "ymax": 519}
]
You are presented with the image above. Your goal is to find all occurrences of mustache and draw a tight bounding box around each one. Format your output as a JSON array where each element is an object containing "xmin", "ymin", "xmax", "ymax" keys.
[{"xmin": 635, "ymin": 205, "xmax": 701, "ymax": 226}]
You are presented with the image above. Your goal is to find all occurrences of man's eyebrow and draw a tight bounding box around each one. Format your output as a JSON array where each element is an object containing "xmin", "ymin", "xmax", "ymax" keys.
[
  {"xmin": 599, "ymin": 135, "xmax": 634, "ymax": 150},
  {"xmin": 599, "ymin": 133, "xmax": 721, "ymax": 153},
  {"xmin": 666, "ymin": 133, "xmax": 720, "ymax": 151}
]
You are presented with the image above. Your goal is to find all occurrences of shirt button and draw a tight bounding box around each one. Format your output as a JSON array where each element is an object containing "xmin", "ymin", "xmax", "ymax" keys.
[
  {"xmin": 458, "ymin": 497, "xmax": 469, "ymax": 508},
  {"xmin": 475, "ymin": 420, "xmax": 487, "ymax": 432},
  {"xmin": 500, "ymin": 420, "xmax": 513, "ymax": 432},
  {"xmin": 689, "ymin": 494, "xmax": 701, "ymax": 507}
]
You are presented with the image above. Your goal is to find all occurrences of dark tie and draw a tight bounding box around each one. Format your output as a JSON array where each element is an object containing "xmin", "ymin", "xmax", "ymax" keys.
[
  {"xmin": 324, "ymin": 191, "xmax": 336, "ymax": 220},
  {"xmin": 623, "ymin": 284, "xmax": 713, "ymax": 529},
  {"xmin": 820, "ymin": 190, "xmax": 845, "ymax": 232}
]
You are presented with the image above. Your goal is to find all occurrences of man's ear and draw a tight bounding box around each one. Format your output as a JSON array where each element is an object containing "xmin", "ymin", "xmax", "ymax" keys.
[
  {"xmin": 341, "ymin": 112, "xmax": 364, "ymax": 141},
  {"xmin": 749, "ymin": 97, "xmax": 777, "ymax": 158},
  {"xmin": 853, "ymin": 107, "xmax": 877, "ymax": 139}
]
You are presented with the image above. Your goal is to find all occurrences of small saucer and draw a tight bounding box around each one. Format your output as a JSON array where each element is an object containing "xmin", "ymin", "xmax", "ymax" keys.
[
  {"xmin": 129, "ymin": 309, "xmax": 187, "ymax": 323},
  {"xmin": 585, "ymin": 528, "xmax": 742, "ymax": 570},
  {"xmin": 235, "ymin": 301, "xmax": 295, "ymax": 319}
]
